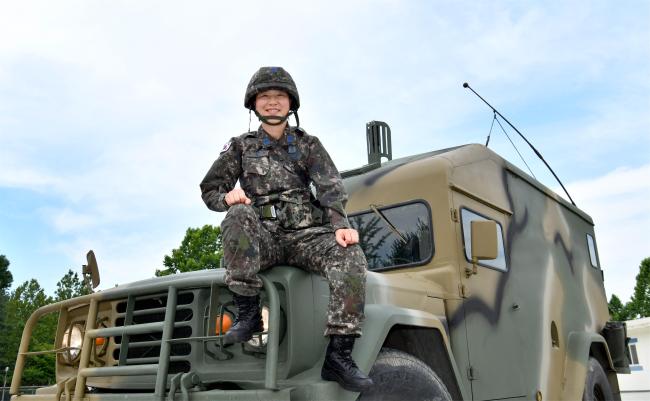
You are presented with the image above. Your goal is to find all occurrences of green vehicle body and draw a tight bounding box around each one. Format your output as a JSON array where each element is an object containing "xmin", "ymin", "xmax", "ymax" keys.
[{"xmin": 10, "ymin": 122, "xmax": 629, "ymax": 400}]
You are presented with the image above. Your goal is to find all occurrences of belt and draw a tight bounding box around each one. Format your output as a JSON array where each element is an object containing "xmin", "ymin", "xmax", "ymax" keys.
[
  {"xmin": 256, "ymin": 204, "xmax": 278, "ymax": 219},
  {"xmin": 255, "ymin": 191, "xmax": 310, "ymax": 206},
  {"xmin": 253, "ymin": 189, "xmax": 311, "ymax": 220}
]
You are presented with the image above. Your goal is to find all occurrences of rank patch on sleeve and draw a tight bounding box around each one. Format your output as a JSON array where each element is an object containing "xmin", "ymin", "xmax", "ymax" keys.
[{"xmin": 220, "ymin": 140, "xmax": 232, "ymax": 153}]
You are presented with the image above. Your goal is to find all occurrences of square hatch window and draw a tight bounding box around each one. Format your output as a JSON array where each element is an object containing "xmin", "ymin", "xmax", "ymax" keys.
[
  {"xmin": 586, "ymin": 234, "xmax": 599, "ymax": 268},
  {"xmin": 461, "ymin": 208, "xmax": 507, "ymax": 272},
  {"xmin": 349, "ymin": 201, "xmax": 433, "ymax": 271}
]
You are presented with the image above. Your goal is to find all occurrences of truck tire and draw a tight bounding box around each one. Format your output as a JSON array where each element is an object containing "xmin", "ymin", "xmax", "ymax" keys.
[
  {"xmin": 359, "ymin": 348, "xmax": 452, "ymax": 401},
  {"xmin": 582, "ymin": 357, "xmax": 614, "ymax": 401}
]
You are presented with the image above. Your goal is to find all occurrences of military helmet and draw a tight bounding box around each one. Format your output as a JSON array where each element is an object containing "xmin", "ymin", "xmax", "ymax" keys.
[{"xmin": 244, "ymin": 67, "xmax": 300, "ymax": 111}]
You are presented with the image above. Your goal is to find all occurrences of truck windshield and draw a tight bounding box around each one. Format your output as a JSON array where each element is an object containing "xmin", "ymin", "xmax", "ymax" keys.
[{"xmin": 349, "ymin": 201, "xmax": 433, "ymax": 271}]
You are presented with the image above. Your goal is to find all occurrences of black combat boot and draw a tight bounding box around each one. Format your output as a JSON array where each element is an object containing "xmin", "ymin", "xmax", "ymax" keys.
[
  {"xmin": 223, "ymin": 293, "xmax": 263, "ymax": 344},
  {"xmin": 321, "ymin": 335, "xmax": 374, "ymax": 392}
]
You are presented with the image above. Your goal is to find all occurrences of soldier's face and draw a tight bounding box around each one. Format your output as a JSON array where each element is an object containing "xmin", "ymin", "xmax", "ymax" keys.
[{"xmin": 255, "ymin": 89, "xmax": 290, "ymax": 118}]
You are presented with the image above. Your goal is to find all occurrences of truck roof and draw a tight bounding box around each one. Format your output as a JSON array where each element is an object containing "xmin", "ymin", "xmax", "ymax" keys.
[{"xmin": 342, "ymin": 143, "xmax": 594, "ymax": 225}]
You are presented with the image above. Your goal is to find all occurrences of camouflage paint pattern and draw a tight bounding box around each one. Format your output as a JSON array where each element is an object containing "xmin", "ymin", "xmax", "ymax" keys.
[{"xmin": 343, "ymin": 143, "xmax": 615, "ymax": 401}]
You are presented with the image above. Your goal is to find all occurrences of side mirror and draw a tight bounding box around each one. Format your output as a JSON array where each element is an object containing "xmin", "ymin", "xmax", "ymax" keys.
[
  {"xmin": 82, "ymin": 250, "xmax": 101, "ymax": 290},
  {"xmin": 471, "ymin": 220, "xmax": 498, "ymax": 261}
]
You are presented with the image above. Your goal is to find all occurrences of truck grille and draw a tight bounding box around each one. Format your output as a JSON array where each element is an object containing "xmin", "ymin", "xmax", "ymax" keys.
[{"xmin": 112, "ymin": 291, "xmax": 198, "ymax": 374}]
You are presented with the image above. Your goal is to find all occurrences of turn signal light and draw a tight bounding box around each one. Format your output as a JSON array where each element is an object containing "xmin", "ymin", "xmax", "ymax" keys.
[{"xmin": 216, "ymin": 314, "xmax": 233, "ymax": 334}]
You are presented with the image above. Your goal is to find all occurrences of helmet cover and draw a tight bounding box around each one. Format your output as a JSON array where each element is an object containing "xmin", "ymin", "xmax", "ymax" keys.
[{"xmin": 244, "ymin": 67, "xmax": 300, "ymax": 111}]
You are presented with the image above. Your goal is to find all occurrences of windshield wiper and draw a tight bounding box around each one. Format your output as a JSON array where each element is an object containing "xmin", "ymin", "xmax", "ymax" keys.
[{"xmin": 369, "ymin": 204, "xmax": 406, "ymax": 243}]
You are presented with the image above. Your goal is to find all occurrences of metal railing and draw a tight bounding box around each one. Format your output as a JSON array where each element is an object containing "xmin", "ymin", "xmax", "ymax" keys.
[
  {"xmin": 10, "ymin": 272, "xmax": 282, "ymax": 400},
  {"xmin": 1, "ymin": 386, "xmax": 39, "ymax": 399}
]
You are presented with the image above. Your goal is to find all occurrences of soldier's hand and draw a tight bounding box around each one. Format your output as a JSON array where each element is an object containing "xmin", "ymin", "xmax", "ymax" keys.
[
  {"xmin": 225, "ymin": 188, "xmax": 252, "ymax": 206},
  {"xmin": 335, "ymin": 228, "xmax": 359, "ymax": 247}
]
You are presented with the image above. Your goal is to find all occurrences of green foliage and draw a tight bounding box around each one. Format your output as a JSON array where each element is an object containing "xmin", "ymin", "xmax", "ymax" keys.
[
  {"xmin": 0, "ymin": 266, "xmax": 94, "ymax": 386},
  {"xmin": 608, "ymin": 294, "xmax": 632, "ymax": 321},
  {"xmin": 0, "ymin": 254, "xmax": 13, "ymax": 292},
  {"xmin": 0, "ymin": 254, "xmax": 13, "ymax": 348},
  {"xmin": 351, "ymin": 215, "xmax": 390, "ymax": 269},
  {"xmin": 21, "ymin": 352, "xmax": 55, "ymax": 387},
  {"xmin": 387, "ymin": 219, "xmax": 430, "ymax": 266},
  {"xmin": 55, "ymin": 269, "xmax": 92, "ymax": 301},
  {"xmin": 608, "ymin": 257, "xmax": 650, "ymax": 321},
  {"xmin": 156, "ymin": 224, "xmax": 223, "ymax": 276},
  {"xmin": 0, "ymin": 279, "xmax": 57, "ymax": 386},
  {"xmin": 0, "ymin": 255, "xmax": 12, "ymax": 374},
  {"xmin": 0, "ymin": 254, "xmax": 13, "ymax": 333},
  {"xmin": 628, "ymin": 257, "xmax": 650, "ymax": 319}
]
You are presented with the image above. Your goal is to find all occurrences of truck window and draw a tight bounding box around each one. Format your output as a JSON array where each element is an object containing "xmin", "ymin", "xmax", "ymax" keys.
[
  {"xmin": 628, "ymin": 337, "xmax": 643, "ymax": 371},
  {"xmin": 586, "ymin": 234, "xmax": 599, "ymax": 268},
  {"xmin": 460, "ymin": 208, "xmax": 507, "ymax": 272},
  {"xmin": 349, "ymin": 201, "xmax": 433, "ymax": 271}
]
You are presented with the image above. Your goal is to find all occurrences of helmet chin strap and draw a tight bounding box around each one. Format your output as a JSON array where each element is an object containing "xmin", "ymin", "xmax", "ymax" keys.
[{"xmin": 254, "ymin": 110, "xmax": 295, "ymax": 126}]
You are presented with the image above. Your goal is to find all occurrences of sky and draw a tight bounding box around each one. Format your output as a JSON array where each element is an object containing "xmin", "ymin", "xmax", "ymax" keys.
[{"xmin": 0, "ymin": 1, "xmax": 648, "ymax": 303}]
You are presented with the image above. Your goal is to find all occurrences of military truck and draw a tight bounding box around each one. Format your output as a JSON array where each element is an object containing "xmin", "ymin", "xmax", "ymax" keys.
[{"xmin": 10, "ymin": 121, "xmax": 629, "ymax": 401}]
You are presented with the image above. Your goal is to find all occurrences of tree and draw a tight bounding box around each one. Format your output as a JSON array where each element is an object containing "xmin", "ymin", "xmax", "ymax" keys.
[
  {"xmin": 55, "ymin": 269, "xmax": 91, "ymax": 301},
  {"xmin": 0, "ymin": 254, "xmax": 13, "ymax": 292},
  {"xmin": 628, "ymin": 257, "xmax": 650, "ymax": 319},
  {"xmin": 607, "ymin": 257, "xmax": 650, "ymax": 321},
  {"xmin": 0, "ymin": 279, "xmax": 56, "ymax": 385},
  {"xmin": 156, "ymin": 224, "xmax": 223, "ymax": 276},
  {"xmin": 0, "ymin": 254, "xmax": 13, "ymax": 322},
  {"xmin": 0, "ymin": 268, "xmax": 94, "ymax": 386},
  {"xmin": 0, "ymin": 254, "xmax": 13, "ymax": 332},
  {"xmin": 608, "ymin": 294, "xmax": 631, "ymax": 321},
  {"xmin": 0, "ymin": 255, "xmax": 13, "ymax": 373},
  {"xmin": 350, "ymin": 215, "xmax": 390, "ymax": 269}
]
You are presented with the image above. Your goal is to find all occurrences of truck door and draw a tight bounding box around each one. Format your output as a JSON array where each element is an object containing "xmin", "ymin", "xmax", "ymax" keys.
[{"xmin": 452, "ymin": 194, "xmax": 527, "ymax": 401}]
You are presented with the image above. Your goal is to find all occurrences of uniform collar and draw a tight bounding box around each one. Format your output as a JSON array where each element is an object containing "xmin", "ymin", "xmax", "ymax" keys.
[{"xmin": 257, "ymin": 125, "xmax": 293, "ymax": 148}]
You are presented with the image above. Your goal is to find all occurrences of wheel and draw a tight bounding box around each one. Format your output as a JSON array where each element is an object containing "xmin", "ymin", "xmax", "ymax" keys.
[
  {"xmin": 359, "ymin": 348, "xmax": 452, "ymax": 401},
  {"xmin": 582, "ymin": 357, "xmax": 614, "ymax": 401}
]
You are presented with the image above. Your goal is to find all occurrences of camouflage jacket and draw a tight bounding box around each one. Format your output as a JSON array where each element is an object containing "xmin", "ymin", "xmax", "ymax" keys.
[{"xmin": 200, "ymin": 125, "xmax": 350, "ymax": 231}]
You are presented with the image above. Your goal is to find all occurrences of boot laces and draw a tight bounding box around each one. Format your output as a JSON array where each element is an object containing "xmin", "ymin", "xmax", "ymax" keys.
[{"xmin": 339, "ymin": 347, "xmax": 358, "ymax": 370}]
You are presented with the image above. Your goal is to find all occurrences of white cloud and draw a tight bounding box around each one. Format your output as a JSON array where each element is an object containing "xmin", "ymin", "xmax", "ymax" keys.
[
  {"xmin": 47, "ymin": 208, "xmax": 96, "ymax": 234},
  {"xmin": 566, "ymin": 164, "xmax": 650, "ymax": 302},
  {"xmin": 0, "ymin": 163, "xmax": 62, "ymax": 190},
  {"xmin": 1, "ymin": 0, "xmax": 648, "ymax": 298}
]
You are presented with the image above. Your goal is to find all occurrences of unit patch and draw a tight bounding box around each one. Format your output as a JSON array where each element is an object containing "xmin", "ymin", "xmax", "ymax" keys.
[{"xmin": 221, "ymin": 140, "xmax": 232, "ymax": 153}]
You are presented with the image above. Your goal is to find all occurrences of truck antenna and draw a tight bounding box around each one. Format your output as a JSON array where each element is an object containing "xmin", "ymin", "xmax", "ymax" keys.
[{"xmin": 463, "ymin": 82, "xmax": 576, "ymax": 206}]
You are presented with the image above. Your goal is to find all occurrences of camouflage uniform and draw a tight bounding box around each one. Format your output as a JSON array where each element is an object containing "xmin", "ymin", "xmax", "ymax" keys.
[{"xmin": 200, "ymin": 125, "xmax": 367, "ymax": 336}]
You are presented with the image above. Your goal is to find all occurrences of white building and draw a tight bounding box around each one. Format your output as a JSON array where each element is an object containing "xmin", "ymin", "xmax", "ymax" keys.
[{"xmin": 619, "ymin": 317, "xmax": 650, "ymax": 401}]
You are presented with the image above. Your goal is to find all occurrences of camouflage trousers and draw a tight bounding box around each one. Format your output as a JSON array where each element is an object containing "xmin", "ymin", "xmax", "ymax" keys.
[{"xmin": 221, "ymin": 204, "xmax": 367, "ymax": 336}]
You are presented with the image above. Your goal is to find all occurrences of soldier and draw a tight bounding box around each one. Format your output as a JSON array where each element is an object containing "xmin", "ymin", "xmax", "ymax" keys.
[{"xmin": 200, "ymin": 66, "xmax": 373, "ymax": 392}]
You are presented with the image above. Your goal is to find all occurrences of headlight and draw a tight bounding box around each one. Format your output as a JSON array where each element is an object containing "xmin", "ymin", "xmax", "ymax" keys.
[{"xmin": 62, "ymin": 323, "xmax": 84, "ymax": 364}]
